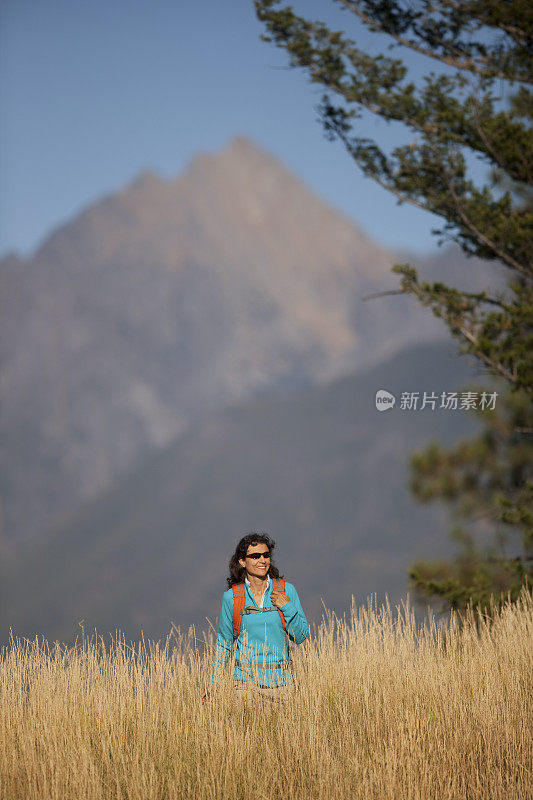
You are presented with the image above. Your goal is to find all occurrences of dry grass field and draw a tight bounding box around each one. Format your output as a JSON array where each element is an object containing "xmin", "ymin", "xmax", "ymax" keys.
[{"xmin": 1, "ymin": 588, "xmax": 531, "ymax": 800}]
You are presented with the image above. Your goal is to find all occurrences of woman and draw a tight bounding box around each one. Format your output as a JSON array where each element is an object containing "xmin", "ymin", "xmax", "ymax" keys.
[{"xmin": 202, "ymin": 532, "xmax": 309, "ymax": 705}]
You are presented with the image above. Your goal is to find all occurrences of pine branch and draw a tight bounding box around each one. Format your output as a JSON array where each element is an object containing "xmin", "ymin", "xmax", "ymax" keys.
[
  {"xmin": 398, "ymin": 275, "xmax": 523, "ymax": 386},
  {"xmin": 335, "ymin": 0, "xmax": 533, "ymax": 84},
  {"xmin": 469, "ymin": 96, "xmax": 516, "ymax": 176},
  {"xmin": 438, "ymin": 0, "xmax": 531, "ymax": 47},
  {"xmin": 456, "ymin": 324, "xmax": 518, "ymax": 384},
  {"xmin": 442, "ymin": 169, "xmax": 532, "ymax": 277}
]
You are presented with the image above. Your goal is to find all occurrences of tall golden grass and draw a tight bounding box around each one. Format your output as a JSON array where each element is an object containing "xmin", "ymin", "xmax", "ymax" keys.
[{"xmin": 1, "ymin": 587, "xmax": 531, "ymax": 800}]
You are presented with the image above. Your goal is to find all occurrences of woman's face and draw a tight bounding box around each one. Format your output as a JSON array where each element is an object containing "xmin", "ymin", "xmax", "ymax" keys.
[{"xmin": 238, "ymin": 543, "xmax": 271, "ymax": 579}]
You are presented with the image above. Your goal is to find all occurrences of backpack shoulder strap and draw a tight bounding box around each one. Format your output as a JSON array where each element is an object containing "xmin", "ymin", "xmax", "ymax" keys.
[
  {"xmin": 273, "ymin": 577, "xmax": 286, "ymax": 630},
  {"xmin": 232, "ymin": 583, "xmax": 246, "ymax": 638}
]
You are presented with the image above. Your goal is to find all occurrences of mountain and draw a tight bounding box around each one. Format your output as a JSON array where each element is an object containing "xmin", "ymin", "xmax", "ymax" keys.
[
  {"xmin": 0, "ymin": 136, "xmax": 506, "ymax": 559},
  {"xmin": 1, "ymin": 338, "xmax": 499, "ymax": 646}
]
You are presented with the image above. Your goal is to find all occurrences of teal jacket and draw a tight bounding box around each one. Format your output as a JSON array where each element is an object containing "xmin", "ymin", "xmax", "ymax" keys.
[{"xmin": 211, "ymin": 576, "xmax": 309, "ymax": 687}]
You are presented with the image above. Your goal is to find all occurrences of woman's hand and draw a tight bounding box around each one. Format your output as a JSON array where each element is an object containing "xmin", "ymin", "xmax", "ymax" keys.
[{"xmin": 271, "ymin": 590, "xmax": 290, "ymax": 608}]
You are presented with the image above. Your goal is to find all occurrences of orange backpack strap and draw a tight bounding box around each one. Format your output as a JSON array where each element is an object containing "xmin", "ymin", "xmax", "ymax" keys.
[
  {"xmin": 273, "ymin": 577, "xmax": 286, "ymax": 631},
  {"xmin": 232, "ymin": 583, "xmax": 246, "ymax": 638}
]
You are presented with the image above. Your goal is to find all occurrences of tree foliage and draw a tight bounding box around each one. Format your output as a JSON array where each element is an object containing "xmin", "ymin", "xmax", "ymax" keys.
[
  {"xmin": 255, "ymin": 0, "xmax": 533, "ymax": 613},
  {"xmin": 407, "ymin": 383, "xmax": 532, "ymax": 613}
]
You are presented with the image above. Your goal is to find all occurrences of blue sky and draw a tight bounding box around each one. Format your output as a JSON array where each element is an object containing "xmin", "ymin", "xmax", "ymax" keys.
[{"xmin": 1, "ymin": 0, "xmax": 455, "ymax": 259}]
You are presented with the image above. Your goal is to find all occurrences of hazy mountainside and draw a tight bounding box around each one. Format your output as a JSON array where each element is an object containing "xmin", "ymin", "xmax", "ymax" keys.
[
  {"xmin": 0, "ymin": 136, "xmax": 506, "ymax": 557},
  {"xmin": 1, "ymin": 339, "xmax": 496, "ymax": 647}
]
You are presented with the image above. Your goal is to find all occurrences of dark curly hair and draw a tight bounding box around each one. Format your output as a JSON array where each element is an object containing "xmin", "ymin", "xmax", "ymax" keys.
[{"xmin": 226, "ymin": 532, "xmax": 283, "ymax": 589}]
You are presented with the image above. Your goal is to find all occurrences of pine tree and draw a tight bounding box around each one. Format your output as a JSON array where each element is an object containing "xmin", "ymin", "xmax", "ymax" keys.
[
  {"xmin": 255, "ymin": 0, "xmax": 533, "ymax": 613},
  {"xmin": 407, "ymin": 383, "xmax": 532, "ymax": 613}
]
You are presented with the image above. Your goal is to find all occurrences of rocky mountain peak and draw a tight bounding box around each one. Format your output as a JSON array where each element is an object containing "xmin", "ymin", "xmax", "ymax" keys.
[{"xmin": 1, "ymin": 137, "xmax": 456, "ymax": 554}]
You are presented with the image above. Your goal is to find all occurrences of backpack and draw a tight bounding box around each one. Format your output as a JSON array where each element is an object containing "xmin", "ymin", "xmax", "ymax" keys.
[{"xmin": 232, "ymin": 577, "xmax": 286, "ymax": 638}]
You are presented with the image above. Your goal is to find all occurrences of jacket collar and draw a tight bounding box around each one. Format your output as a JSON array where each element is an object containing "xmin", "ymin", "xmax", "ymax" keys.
[
  {"xmin": 244, "ymin": 573, "xmax": 271, "ymax": 587},
  {"xmin": 244, "ymin": 574, "xmax": 271, "ymax": 605}
]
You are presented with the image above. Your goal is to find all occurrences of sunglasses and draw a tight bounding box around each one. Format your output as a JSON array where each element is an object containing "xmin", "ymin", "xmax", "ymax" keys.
[{"xmin": 245, "ymin": 551, "xmax": 271, "ymax": 560}]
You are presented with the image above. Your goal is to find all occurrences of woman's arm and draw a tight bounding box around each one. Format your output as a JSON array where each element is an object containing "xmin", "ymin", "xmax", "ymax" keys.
[
  {"xmin": 280, "ymin": 583, "xmax": 309, "ymax": 644},
  {"xmin": 211, "ymin": 592, "xmax": 235, "ymax": 684}
]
